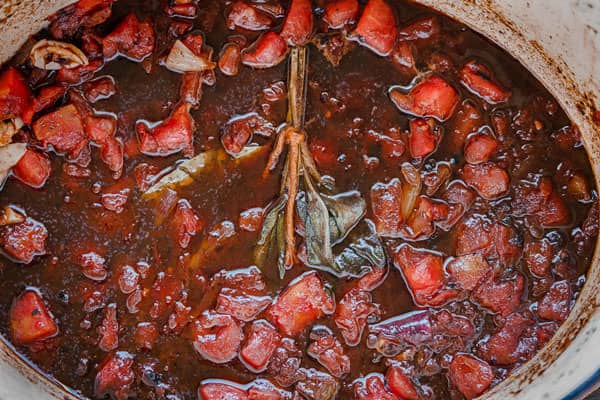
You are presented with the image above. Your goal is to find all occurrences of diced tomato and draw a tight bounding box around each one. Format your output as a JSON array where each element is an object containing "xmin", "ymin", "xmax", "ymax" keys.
[
  {"xmin": 524, "ymin": 239, "xmax": 553, "ymax": 277},
  {"xmin": 164, "ymin": 2, "xmax": 197, "ymax": 17},
  {"xmin": 242, "ymin": 32, "xmax": 289, "ymax": 69},
  {"xmin": 296, "ymin": 369, "xmax": 339, "ymax": 399},
  {"xmin": 98, "ymin": 303, "xmax": 119, "ymax": 352},
  {"xmin": 94, "ymin": 351, "xmax": 135, "ymax": 400},
  {"xmin": 442, "ymin": 180, "xmax": 476, "ymax": 212},
  {"xmin": 397, "ymin": 16, "xmax": 440, "ymax": 43},
  {"xmin": 50, "ymin": 0, "xmax": 115, "ymax": 39},
  {"xmin": 267, "ymin": 338, "xmax": 303, "ymax": 387},
  {"xmin": 0, "ymin": 67, "xmax": 32, "ymax": 120},
  {"xmin": 335, "ymin": 288, "xmax": 379, "ymax": 346},
  {"xmin": 134, "ymin": 322, "xmax": 158, "ymax": 350},
  {"xmin": 477, "ymin": 312, "xmax": 535, "ymax": 365},
  {"xmin": 307, "ymin": 334, "xmax": 350, "ymax": 378},
  {"xmin": 390, "ymin": 75, "xmax": 459, "ymax": 122},
  {"xmin": 514, "ymin": 177, "xmax": 570, "ymax": 227},
  {"xmin": 22, "ymin": 85, "xmax": 66, "ymax": 125},
  {"xmin": 473, "ymin": 274, "xmax": 524, "ymax": 317},
  {"xmin": 307, "ymin": 137, "xmax": 337, "ymax": 169},
  {"xmin": 268, "ymin": 271, "xmax": 335, "ymax": 336},
  {"xmin": 167, "ymin": 301, "xmax": 192, "ymax": 334},
  {"xmin": 391, "ymin": 41, "xmax": 416, "ymax": 75},
  {"xmin": 219, "ymin": 42, "xmax": 242, "ymax": 76},
  {"xmin": 220, "ymin": 113, "xmax": 274, "ymax": 154},
  {"xmin": 356, "ymin": 267, "xmax": 387, "ymax": 291},
  {"xmin": 248, "ymin": 384, "xmax": 282, "ymax": 400},
  {"xmin": 386, "ymin": 366, "xmax": 418, "ymax": 400},
  {"xmin": 10, "ymin": 290, "xmax": 57, "ymax": 345},
  {"xmin": 216, "ymin": 288, "xmax": 272, "ymax": 322},
  {"xmin": 240, "ymin": 320, "xmax": 281, "ymax": 372},
  {"xmin": 462, "ymin": 162, "xmax": 509, "ymax": 199},
  {"xmin": 102, "ymin": 13, "xmax": 155, "ymax": 61},
  {"xmin": 116, "ymin": 264, "xmax": 139, "ymax": 294},
  {"xmin": 393, "ymin": 245, "xmax": 445, "ymax": 306},
  {"xmin": 431, "ymin": 309, "xmax": 474, "ymax": 337},
  {"xmin": 85, "ymin": 115, "xmax": 115, "ymax": 144},
  {"xmin": 370, "ymin": 178, "xmax": 403, "ymax": 237},
  {"xmin": 464, "ymin": 132, "xmax": 498, "ymax": 164},
  {"xmin": 149, "ymin": 273, "xmax": 184, "ymax": 318},
  {"xmin": 0, "ymin": 217, "xmax": 47, "ymax": 264},
  {"xmin": 449, "ymin": 354, "xmax": 494, "ymax": 399},
  {"xmin": 55, "ymin": 59, "xmax": 104, "ymax": 85},
  {"xmin": 239, "ymin": 207, "xmax": 264, "ymax": 232},
  {"xmin": 100, "ymin": 136, "xmax": 124, "ymax": 175},
  {"xmin": 192, "ymin": 310, "xmax": 244, "ymax": 363},
  {"xmin": 353, "ymin": 0, "xmax": 398, "ymax": 56},
  {"xmin": 408, "ymin": 118, "xmax": 437, "ymax": 158},
  {"xmin": 137, "ymin": 102, "xmax": 194, "ymax": 157},
  {"xmin": 354, "ymin": 373, "xmax": 398, "ymax": 400},
  {"xmin": 226, "ymin": 1, "xmax": 273, "ymax": 31},
  {"xmin": 83, "ymin": 76, "xmax": 116, "ymax": 103},
  {"xmin": 199, "ymin": 382, "xmax": 249, "ymax": 400},
  {"xmin": 537, "ymin": 280, "xmax": 571, "ymax": 322},
  {"xmin": 12, "ymin": 149, "xmax": 51, "ymax": 189},
  {"xmin": 180, "ymin": 72, "xmax": 203, "ymax": 106},
  {"xmin": 460, "ymin": 60, "xmax": 511, "ymax": 104},
  {"xmin": 448, "ymin": 101, "xmax": 482, "ymax": 154},
  {"xmin": 172, "ymin": 199, "xmax": 201, "ymax": 248},
  {"xmin": 280, "ymin": 0, "xmax": 314, "ymax": 46},
  {"xmin": 33, "ymin": 104, "xmax": 88, "ymax": 157},
  {"xmin": 101, "ymin": 188, "xmax": 130, "ymax": 213},
  {"xmin": 169, "ymin": 19, "xmax": 194, "ymax": 37},
  {"xmin": 323, "ymin": 0, "xmax": 359, "ymax": 29},
  {"xmin": 455, "ymin": 216, "xmax": 522, "ymax": 266},
  {"xmin": 78, "ymin": 251, "xmax": 108, "ymax": 281},
  {"xmin": 403, "ymin": 196, "xmax": 454, "ymax": 240},
  {"xmin": 446, "ymin": 254, "xmax": 490, "ymax": 291}
]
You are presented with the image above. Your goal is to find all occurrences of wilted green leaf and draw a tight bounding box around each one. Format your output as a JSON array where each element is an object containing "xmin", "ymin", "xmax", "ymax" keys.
[
  {"xmin": 254, "ymin": 195, "xmax": 286, "ymax": 272},
  {"xmin": 333, "ymin": 219, "xmax": 386, "ymax": 276},
  {"xmin": 143, "ymin": 146, "xmax": 267, "ymax": 199}
]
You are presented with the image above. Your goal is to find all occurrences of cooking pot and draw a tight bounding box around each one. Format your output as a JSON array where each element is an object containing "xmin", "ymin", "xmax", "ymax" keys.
[{"xmin": 0, "ymin": 0, "xmax": 598, "ymax": 399}]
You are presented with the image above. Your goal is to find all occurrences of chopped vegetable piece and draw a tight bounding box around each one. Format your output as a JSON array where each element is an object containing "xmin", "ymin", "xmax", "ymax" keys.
[
  {"xmin": 280, "ymin": 0, "xmax": 314, "ymax": 46},
  {"xmin": 323, "ymin": 0, "xmax": 359, "ymax": 29},
  {"xmin": 0, "ymin": 217, "xmax": 47, "ymax": 263},
  {"xmin": 462, "ymin": 162, "xmax": 509, "ymax": 199},
  {"xmin": 449, "ymin": 354, "xmax": 494, "ymax": 399},
  {"xmin": 227, "ymin": 1, "xmax": 273, "ymax": 31},
  {"xmin": 386, "ymin": 366, "xmax": 419, "ymax": 400},
  {"xmin": 10, "ymin": 290, "xmax": 58, "ymax": 345},
  {"xmin": 12, "ymin": 148, "xmax": 51, "ymax": 189},
  {"xmin": 460, "ymin": 60, "xmax": 511, "ymax": 104},
  {"xmin": 352, "ymin": 0, "xmax": 398, "ymax": 55},
  {"xmin": 102, "ymin": 13, "xmax": 155, "ymax": 61},
  {"xmin": 192, "ymin": 310, "xmax": 244, "ymax": 363},
  {"xmin": 240, "ymin": 320, "xmax": 281, "ymax": 372},
  {"xmin": 136, "ymin": 102, "xmax": 194, "ymax": 157},
  {"xmin": 0, "ymin": 67, "xmax": 31, "ymax": 120},
  {"xmin": 390, "ymin": 75, "xmax": 459, "ymax": 122},
  {"xmin": 242, "ymin": 32, "xmax": 289, "ymax": 69},
  {"xmin": 268, "ymin": 271, "xmax": 335, "ymax": 336},
  {"xmin": 94, "ymin": 351, "xmax": 135, "ymax": 400},
  {"xmin": 354, "ymin": 373, "xmax": 398, "ymax": 400},
  {"xmin": 393, "ymin": 245, "xmax": 445, "ymax": 305},
  {"xmin": 33, "ymin": 104, "xmax": 87, "ymax": 158}
]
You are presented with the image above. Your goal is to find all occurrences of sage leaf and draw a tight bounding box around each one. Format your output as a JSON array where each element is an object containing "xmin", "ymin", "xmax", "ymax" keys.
[{"xmin": 333, "ymin": 219, "xmax": 386, "ymax": 276}]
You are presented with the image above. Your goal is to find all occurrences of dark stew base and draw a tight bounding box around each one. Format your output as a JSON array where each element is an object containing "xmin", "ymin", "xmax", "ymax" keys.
[{"xmin": 0, "ymin": 0, "xmax": 597, "ymax": 399}]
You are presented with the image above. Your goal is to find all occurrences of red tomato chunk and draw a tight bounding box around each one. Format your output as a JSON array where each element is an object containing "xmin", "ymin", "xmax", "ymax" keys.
[
  {"xmin": 449, "ymin": 354, "xmax": 494, "ymax": 399},
  {"xmin": 10, "ymin": 290, "xmax": 57, "ymax": 345}
]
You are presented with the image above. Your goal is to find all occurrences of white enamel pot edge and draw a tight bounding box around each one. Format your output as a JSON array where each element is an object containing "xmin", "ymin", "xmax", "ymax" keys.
[{"xmin": 0, "ymin": 0, "xmax": 599, "ymax": 399}]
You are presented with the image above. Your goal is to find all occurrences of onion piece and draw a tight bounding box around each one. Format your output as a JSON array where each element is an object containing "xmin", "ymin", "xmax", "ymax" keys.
[
  {"xmin": 165, "ymin": 40, "xmax": 216, "ymax": 73},
  {"xmin": 0, "ymin": 118, "xmax": 23, "ymax": 146},
  {"xmin": 368, "ymin": 310, "xmax": 432, "ymax": 356},
  {"xmin": 400, "ymin": 163, "xmax": 422, "ymax": 220},
  {"xmin": 30, "ymin": 39, "xmax": 89, "ymax": 70},
  {"xmin": 0, "ymin": 206, "xmax": 26, "ymax": 226},
  {"xmin": 0, "ymin": 142, "xmax": 27, "ymax": 186}
]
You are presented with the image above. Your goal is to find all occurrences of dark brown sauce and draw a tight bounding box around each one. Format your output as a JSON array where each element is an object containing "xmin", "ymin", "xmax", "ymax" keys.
[{"xmin": 0, "ymin": 0, "xmax": 597, "ymax": 399}]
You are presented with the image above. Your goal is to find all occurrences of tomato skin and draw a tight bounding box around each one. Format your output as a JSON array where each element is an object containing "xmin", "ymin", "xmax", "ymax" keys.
[
  {"xmin": 353, "ymin": 0, "xmax": 398, "ymax": 56},
  {"xmin": 268, "ymin": 271, "xmax": 335, "ymax": 336},
  {"xmin": 12, "ymin": 149, "xmax": 52, "ymax": 189},
  {"xmin": 10, "ymin": 290, "xmax": 58, "ymax": 345},
  {"xmin": 463, "ymin": 132, "xmax": 498, "ymax": 164},
  {"xmin": 0, "ymin": 218, "xmax": 48, "ymax": 264},
  {"xmin": 199, "ymin": 382, "xmax": 249, "ymax": 400},
  {"xmin": 408, "ymin": 118, "xmax": 437, "ymax": 158},
  {"xmin": 354, "ymin": 373, "xmax": 398, "ymax": 400},
  {"xmin": 462, "ymin": 162, "xmax": 509, "ymax": 200},
  {"xmin": 370, "ymin": 178, "xmax": 403, "ymax": 237},
  {"xmin": 449, "ymin": 354, "xmax": 494, "ymax": 399},
  {"xmin": 22, "ymin": 85, "xmax": 66, "ymax": 125}
]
